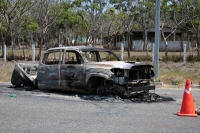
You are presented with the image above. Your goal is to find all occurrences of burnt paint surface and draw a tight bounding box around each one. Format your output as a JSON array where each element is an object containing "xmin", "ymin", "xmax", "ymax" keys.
[
  {"xmin": 11, "ymin": 46, "xmax": 155, "ymax": 97},
  {"xmin": 37, "ymin": 64, "xmax": 60, "ymax": 90},
  {"xmin": 60, "ymin": 65, "xmax": 84, "ymax": 89}
]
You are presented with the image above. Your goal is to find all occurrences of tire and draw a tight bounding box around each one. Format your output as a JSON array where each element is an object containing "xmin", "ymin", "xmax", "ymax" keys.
[
  {"xmin": 87, "ymin": 80, "xmax": 97, "ymax": 94},
  {"xmin": 97, "ymin": 85, "xmax": 106, "ymax": 96}
]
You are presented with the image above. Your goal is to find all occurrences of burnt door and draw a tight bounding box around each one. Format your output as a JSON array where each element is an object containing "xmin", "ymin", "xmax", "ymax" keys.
[
  {"xmin": 37, "ymin": 50, "xmax": 63, "ymax": 90},
  {"xmin": 60, "ymin": 51, "xmax": 84, "ymax": 90}
]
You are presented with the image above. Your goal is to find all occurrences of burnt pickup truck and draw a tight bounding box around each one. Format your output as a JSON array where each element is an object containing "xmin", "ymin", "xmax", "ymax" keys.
[{"xmin": 11, "ymin": 46, "xmax": 155, "ymax": 98}]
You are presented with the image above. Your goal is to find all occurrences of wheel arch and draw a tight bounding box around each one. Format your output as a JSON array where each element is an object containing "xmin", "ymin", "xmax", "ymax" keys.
[{"xmin": 86, "ymin": 75, "xmax": 107, "ymax": 94}]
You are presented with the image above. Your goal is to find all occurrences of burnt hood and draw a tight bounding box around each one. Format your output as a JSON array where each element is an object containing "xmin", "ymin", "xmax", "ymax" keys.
[{"xmin": 86, "ymin": 61, "xmax": 153, "ymax": 69}]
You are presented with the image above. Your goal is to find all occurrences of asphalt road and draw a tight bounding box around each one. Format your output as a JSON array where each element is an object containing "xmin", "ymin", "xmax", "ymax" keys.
[{"xmin": 0, "ymin": 82, "xmax": 200, "ymax": 133}]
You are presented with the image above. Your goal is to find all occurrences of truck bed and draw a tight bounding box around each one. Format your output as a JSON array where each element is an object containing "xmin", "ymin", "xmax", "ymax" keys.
[{"xmin": 11, "ymin": 63, "xmax": 38, "ymax": 87}]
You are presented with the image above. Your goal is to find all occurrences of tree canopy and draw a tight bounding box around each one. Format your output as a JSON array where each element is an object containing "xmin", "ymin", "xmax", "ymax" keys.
[{"xmin": 1, "ymin": 0, "xmax": 200, "ymax": 57}]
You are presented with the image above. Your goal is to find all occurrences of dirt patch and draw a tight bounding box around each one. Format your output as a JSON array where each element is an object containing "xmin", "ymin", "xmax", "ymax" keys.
[{"xmin": 0, "ymin": 61, "xmax": 16, "ymax": 82}]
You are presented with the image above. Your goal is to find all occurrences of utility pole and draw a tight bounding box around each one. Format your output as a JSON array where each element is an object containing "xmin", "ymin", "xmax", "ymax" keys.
[{"xmin": 154, "ymin": 0, "xmax": 160, "ymax": 79}]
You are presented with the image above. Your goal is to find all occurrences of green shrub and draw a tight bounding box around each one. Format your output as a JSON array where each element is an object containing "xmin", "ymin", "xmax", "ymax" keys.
[
  {"xmin": 36, "ymin": 54, "xmax": 40, "ymax": 61},
  {"xmin": 187, "ymin": 55, "xmax": 200, "ymax": 62},
  {"xmin": 171, "ymin": 78, "xmax": 181, "ymax": 85},
  {"xmin": 7, "ymin": 52, "xmax": 24, "ymax": 61},
  {"xmin": 27, "ymin": 54, "xmax": 40, "ymax": 61},
  {"xmin": 130, "ymin": 55, "xmax": 152, "ymax": 62},
  {"xmin": 161, "ymin": 55, "xmax": 200, "ymax": 62},
  {"xmin": 7, "ymin": 53, "xmax": 40, "ymax": 61},
  {"xmin": 162, "ymin": 55, "xmax": 183, "ymax": 62},
  {"xmin": 27, "ymin": 55, "xmax": 32, "ymax": 61}
]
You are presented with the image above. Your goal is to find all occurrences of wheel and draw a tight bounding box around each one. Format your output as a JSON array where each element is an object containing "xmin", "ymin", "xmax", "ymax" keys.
[
  {"xmin": 97, "ymin": 85, "xmax": 106, "ymax": 96},
  {"xmin": 115, "ymin": 86, "xmax": 127, "ymax": 99},
  {"xmin": 87, "ymin": 80, "xmax": 97, "ymax": 94}
]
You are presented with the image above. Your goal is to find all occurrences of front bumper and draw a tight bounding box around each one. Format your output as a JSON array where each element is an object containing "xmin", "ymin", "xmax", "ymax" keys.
[{"xmin": 127, "ymin": 84, "xmax": 155, "ymax": 92}]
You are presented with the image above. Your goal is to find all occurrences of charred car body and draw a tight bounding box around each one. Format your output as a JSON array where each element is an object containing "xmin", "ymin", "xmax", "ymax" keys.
[{"xmin": 11, "ymin": 46, "xmax": 155, "ymax": 98}]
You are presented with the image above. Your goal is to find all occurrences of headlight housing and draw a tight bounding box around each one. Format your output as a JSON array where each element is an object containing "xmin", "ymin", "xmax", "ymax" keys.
[{"xmin": 111, "ymin": 68, "xmax": 124, "ymax": 77}]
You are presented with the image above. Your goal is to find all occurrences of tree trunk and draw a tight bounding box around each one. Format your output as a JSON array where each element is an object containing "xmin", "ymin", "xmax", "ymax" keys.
[
  {"xmin": 11, "ymin": 30, "xmax": 14, "ymax": 59},
  {"xmin": 93, "ymin": 32, "xmax": 97, "ymax": 47},
  {"xmin": 23, "ymin": 45, "xmax": 25, "ymax": 60},
  {"xmin": 161, "ymin": 30, "xmax": 168, "ymax": 57},
  {"xmin": 58, "ymin": 30, "xmax": 61, "ymax": 45},
  {"xmin": 18, "ymin": 36, "xmax": 21, "ymax": 49},
  {"xmin": 45, "ymin": 34, "xmax": 50, "ymax": 49},
  {"xmin": 38, "ymin": 33, "xmax": 44, "ymax": 58},
  {"xmin": 127, "ymin": 32, "xmax": 131, "ymax": 58},
  {"xmin": 74, "ymin": 34, "xmax": 78, "ymax": 46},
  {"xmin": 63, "ymin": 38, "xmax": 66, "ymax": 46},
  {"xmin": 146, "ymin": 41, "xmax": 149, "ymax": 56},
  {"xmin": 144, "ymin": 29, "xmax": 148, "ymax": 56},
  {"xmin": 0, "ymin": 30, "xmax": 3, "ymax": 58},
  {"xmin": 108, "ymin": 35, "xmax": 116, "ymax": 50},
  {"xmin": 85, "ymin": 32, "xmax": 90, "ymax": 45},
  {"xmin": 180, "ymin": 31, "xmax": 183, "ymax": 55},
  {"xmin": 143, "ymin": 30, "xmax": 146, "ymax": 51},
  {"xmin": 130, "ymin": 34, "xmax": 133, "ymax": 51},
  {"xmin": 165, "ymin": 40, "xmax": 168, "ymax": 57},
  {"xmin": 35, "ymin": 33, "xmax": 38, "ymax": 47},
  {"xmin": 196, "ymin": 34, "xmax": 200, "ymax": 56}
]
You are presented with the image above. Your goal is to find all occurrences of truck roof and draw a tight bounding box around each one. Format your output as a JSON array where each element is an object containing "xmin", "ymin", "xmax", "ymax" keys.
[{"xmin": 47, "ymin": 46, "xmax": 110, "ymax": 52}]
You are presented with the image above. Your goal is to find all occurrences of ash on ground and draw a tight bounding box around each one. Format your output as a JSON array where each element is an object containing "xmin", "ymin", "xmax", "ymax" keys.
[
  {"xmin": 82, "ymin": 93, "xmax": 175, "ymax": 103},
  {"xmin": 12, "ymin": 85, "xmax": 175, "ymax": 103}
]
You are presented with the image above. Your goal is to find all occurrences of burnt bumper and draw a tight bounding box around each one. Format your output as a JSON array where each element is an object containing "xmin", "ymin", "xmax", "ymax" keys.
[{"xmin": 127, "ymin": 84, "xmax": 155, "ymax": 92}]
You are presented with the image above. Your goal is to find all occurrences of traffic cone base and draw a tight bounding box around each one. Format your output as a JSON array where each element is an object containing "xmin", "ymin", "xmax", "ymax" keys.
[
  {"xmin": 178, "ymin": 112, "xmax": 198, "ymax": 117},
  {"xmin": 177, "ymin": 79, "xmax": 198, "ymax": 117}
]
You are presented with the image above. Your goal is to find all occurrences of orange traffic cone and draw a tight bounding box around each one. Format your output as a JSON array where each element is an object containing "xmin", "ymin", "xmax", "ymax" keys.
[{"xmin": 178, "ymin": 79, "xmax": 198, "ymax": 117}]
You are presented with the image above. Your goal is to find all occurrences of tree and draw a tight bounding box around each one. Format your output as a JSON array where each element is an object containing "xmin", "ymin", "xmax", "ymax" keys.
[
  {"xmin": 33, "ymin": 0, "xmax": 60, "ymax": 57},
  {"xmin": 56, "ymin": 1, "xmax": 85, "ymax": 46},
  {"xmin": 137, "ymin": 0, "xmax": 155, "ymax": 56},
  {"xmin": 0, "ymin": 0, "xmax": 36, "ymax": 58},
  {"xmin": 183, "ymin": 0, "xmax": 200, "ymax": 55},
  {"xmin": 110, "ymin": 0, "xmax": 139, "ymax": 58},
  {"xmin": 0, "ymin": 11, "xmax": 4, "ymax": 56},
  {"xmin": 102, "ymin": 7, "xmax": 124, "ymax": 49},
  {"xmin": 158, "ymin": 0, "xmax": 198, "ymax": 57},
  {"xmin": 77, "ymin": 0, "xmax": 108, "ymax": 46},
  {"xmin": 21, "ymin": 16, "xmax": 39, "ymax": 48}
]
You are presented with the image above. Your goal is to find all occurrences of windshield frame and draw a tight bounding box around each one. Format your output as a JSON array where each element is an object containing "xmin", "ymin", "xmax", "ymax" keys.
[{"xmin": 81, "ymin": 50, "xmax": 121, "ymax": 62}]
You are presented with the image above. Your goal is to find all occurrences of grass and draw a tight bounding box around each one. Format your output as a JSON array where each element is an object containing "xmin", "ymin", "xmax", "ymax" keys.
[
  {"xmin": 0, "ymin": 62, "xmax": 16, "ymax": 82},
  {"xmin": 0, "ymin": 47, "xmax": 200, "ymax": 88},
  {"xmin": 158, "ymin": 62, "xmax": 200, "ymax": 88}
]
